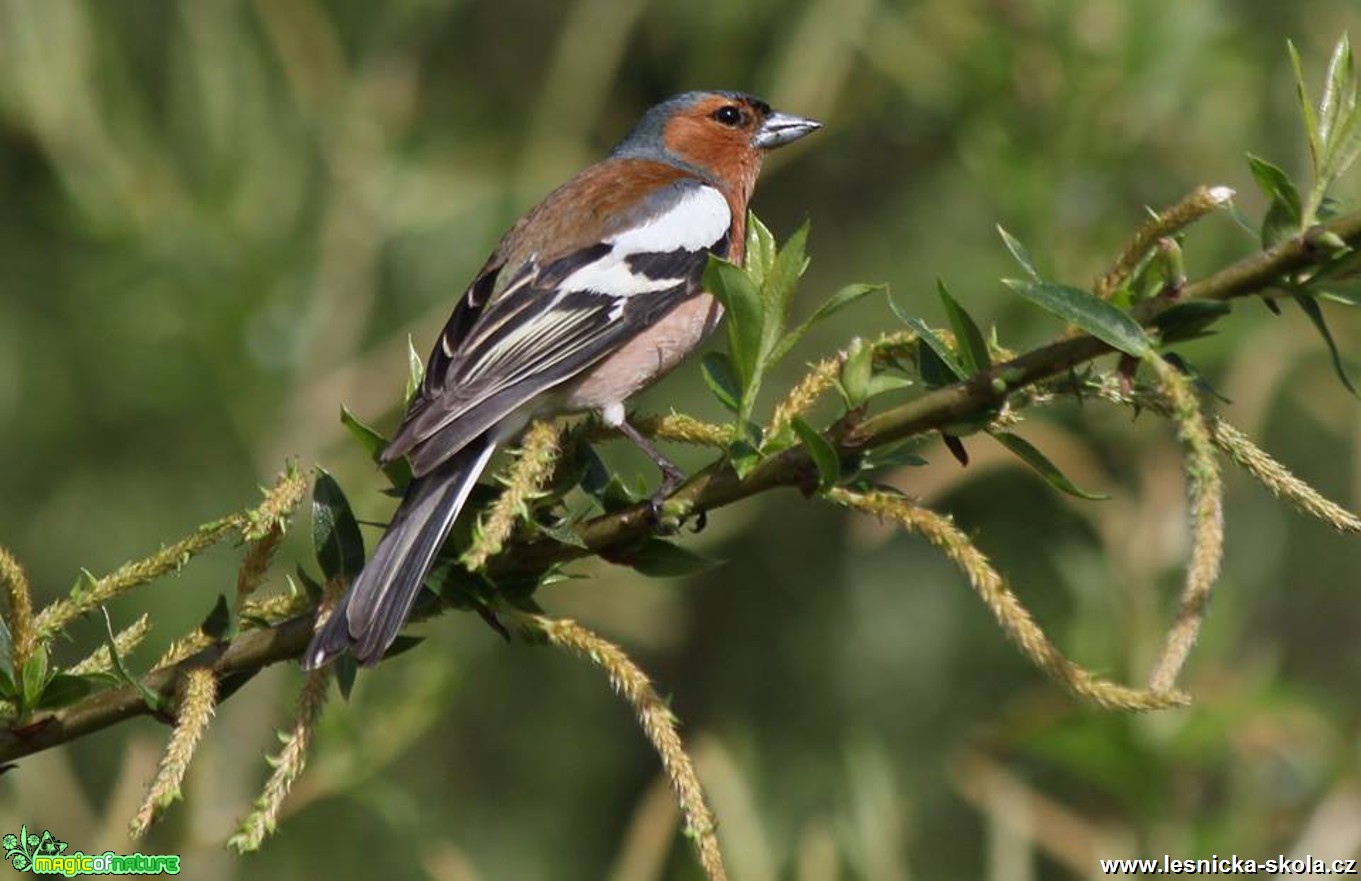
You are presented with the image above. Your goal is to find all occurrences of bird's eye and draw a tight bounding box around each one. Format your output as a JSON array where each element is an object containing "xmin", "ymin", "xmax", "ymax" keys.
[{"xmin": 712, "ymin": 105, "xmax": 744, "ymax": 126}]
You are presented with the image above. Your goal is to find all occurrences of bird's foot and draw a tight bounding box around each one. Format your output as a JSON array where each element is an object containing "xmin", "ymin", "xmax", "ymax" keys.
[
  {"xmin": 648, "ymin": 499, "xmax": 707, "ymax": 534},
  {"xmin": 648, "ymin": 464, "xmax": 691, "ymax": 534}
]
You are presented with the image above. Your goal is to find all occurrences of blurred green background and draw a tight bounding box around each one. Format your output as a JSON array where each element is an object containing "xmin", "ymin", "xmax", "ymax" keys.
[{"xmin": 2, "ymin": 0, "xmax": 1360, "ymax": 878}]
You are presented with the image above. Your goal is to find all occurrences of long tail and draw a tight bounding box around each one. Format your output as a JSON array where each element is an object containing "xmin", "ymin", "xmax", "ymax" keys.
[{"xmin": 304, "ymin": 435, "xmax": 498, "ymax": 669}]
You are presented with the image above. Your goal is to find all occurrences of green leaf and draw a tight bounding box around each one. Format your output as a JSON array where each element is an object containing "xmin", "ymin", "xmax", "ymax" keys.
[
  {"xmin": 313, "ymin": 470, "xmax": 366, "ymax": 582},
  {"xmin": 0, "ymin": 666, "xmax": 15, "ymax": 701},
  {"xmin": 35, "ymin": 674, "xmax": 95, "ymax": 710},
  {"xmin": 1295, "ymin": 296, "xmax": 1360, "ymax": 397},
  {"xmin": 937, "ymin": 278, "xmax": 991, "ymax": 374},
  {"xmin": 704, "ymin": 257, "xmax": 765, "ymax": 390},
  {"xmin": 859, "ymin": 440, "xmax": 929, "ymax": 473},
  {"xmin": 217, "ymin": 668, "xmax": 262, "ymax": 703},
  {"xmin": 1126, "ymin": 235, "xmax": 1187, "ymax": 303},
  {"xmin": 200, "ymin": 595, "xmax": 233, "ymax": 641},
  {"xmin": 580, "ymin": 447, "xmax": 641, "ymax": 512},
  {"xmin": 700, "ymin": 352, "xmax": 742, "ymax": 412},
  {"xmin": 865, "ymin": 373, "xmax": 913, "ymax": 398},
  {"xmin": 770, "ymin": 283, "xmax": 887, "ymax": 364},
  {"xmin": 622, "ymin": 538, "xmax": 721, "ymax": 578},
  {"xmin": 889, "ymin": 297, "xmax": 967, "ymax": 382},
  {"xmin": 1245, "ymin": 153, "xmax": 1302, "ymax": 221},
  {"xmin": 943, "ymin": 433, "xmax": 969, "ymax": 466},
  {"xmin": 997, "ymin": 225, "xmax": 1042, "ymax": 281},
  {"xmin": 840, "ymin": 337, "xmax": 873, "ymax": 407},
  {"xmin": 744, "ymin": 212, "xmax": 777, "ymax": 286},
  {"xmin": 341, "ymin": 405, "xmax": 387, "ymax": 459},
  {"xmin": 1151, "ymin": 300, "xmax": 1232, "ymax": 344},
  {"xmin": 1322, "ymin": 104, "xmax": 1361, "ymax": 188},
  {"xmin": 20, "ymin": 647, "xmax": 47, "ymax": 713},
  {"xmin": 915, "ymin": 336, "xmax": 960, "ymax": 389},
  {"xmin": 101, "ymin": 610, "xmax": 165, "ymax": 713},
  {"xmin": 790, "ymin": 417, "xmax": 840, "ymax": 490},
  {"xmin": 404, "ymin": 335, "xmax": 425, "ymax": 407},
  {"xmin": 1319, "ymin": 286, "xmax": 1361, "ymax": 307},
  {"xmin": 334, "ymin": 655, "xmax": 357, "ymax": 700},
  {"xmin": 1002, "ymin": 279, "xmax": 1152, "ymax": 358},
  {"xmin": 1288, "ymin": 40, "xmax": 1322, "ymax": 177},
  {"xmin": 1260, "ymin": 198, "xmax": 1300, "ymax": 248},
  {"xmin": 68, "ymin": 568, "xmax": 96, "ymax": 599},
  {"xmin": 341, "ymin": 406, "xmax": 413, "ymax": 488},
  {"xmin": 382, "ymin": 635, "xmax": 425, "ymax": 660},
  {"xmin": 729, "ymin": 437, "xmax": 762, "ymax": 479},
  {"xmin": 766, "ymin": 221, "xmax": 810, "ymax": 298},
  {"xmin": 1318, "ymin": 34, "xmax": 1353, "ymax": 156},
  {"xmin": 294, "ymin": 566, "xmax": 324, "ymax": 603},
  {"xmin": 991, "ymin": 432, "xmax": 1109, "ymax": 500},
  {"xmin": 762, "ymin": 221, "xmax": 811, "ymax": 349},
  {"xmin": 536, "ymin": 520, "xmax": 588, "ymax": 549}
]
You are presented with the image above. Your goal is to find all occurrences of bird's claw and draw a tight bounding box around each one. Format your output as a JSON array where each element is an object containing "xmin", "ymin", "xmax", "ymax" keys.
[
  {"xmin": 647, "ymin": 498, "xmax": 706, "ymax": 535},
  {"xmin": 646, "ymin": 471, "xmax": 705, "ymax": 535},
  {"xmin": 647, "ymin": 474, "xmax": 685, "ymax": 534},
  {"xmin": 648, "ymin": 495, "xmax": 681, "ymax": 535}
]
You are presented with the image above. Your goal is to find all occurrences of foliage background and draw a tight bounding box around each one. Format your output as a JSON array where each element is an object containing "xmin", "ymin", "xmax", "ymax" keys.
[{"xmin": 1, "ymin": 0, "xmax": 1359, "ymax": 878}]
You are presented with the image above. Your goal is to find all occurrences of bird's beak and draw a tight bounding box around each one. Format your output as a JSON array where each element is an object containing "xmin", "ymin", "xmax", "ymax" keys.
[{"xmin": 753, "ymin": 111, "xmax": 822, "ymax": 149}]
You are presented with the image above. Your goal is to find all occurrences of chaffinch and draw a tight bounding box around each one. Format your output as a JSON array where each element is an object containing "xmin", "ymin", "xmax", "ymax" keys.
[{"xmin": 305, "ymin": 91, "xmax": 820, "ymax": 669}]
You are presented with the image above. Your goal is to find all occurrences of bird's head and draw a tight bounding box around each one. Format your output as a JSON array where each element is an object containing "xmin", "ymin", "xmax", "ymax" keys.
[{"xmin": 612, "ymin": 91, "xmax": 821, "ymax": 197}]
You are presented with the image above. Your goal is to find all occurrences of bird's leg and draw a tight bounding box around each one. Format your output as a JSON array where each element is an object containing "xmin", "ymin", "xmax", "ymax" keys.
[
  {"xmin": 612, "ymin": 416, "xmax": 705, "ymax": 532},
  {"xmin": 615, "ymin": 418, "xmax": 685, "ymax": 496}
]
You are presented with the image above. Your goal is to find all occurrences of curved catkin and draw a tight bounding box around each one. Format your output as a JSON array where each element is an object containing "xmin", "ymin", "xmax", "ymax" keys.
[
  {"xmin": 1071, "ymin": 373, "xmax": 1361, "ymax": 535},
  {"xmin": 637, "ymin": 413, "xmax": 731, "ymax": 448},
  {"xmin": 528, "ymin": 614, "xmax": 729, "ymax": 881},
  {"xmin": 768, "ymin": 332, "xmax": 920, "ymax": 438},
  {"xmin": 462, "ymin": 420, "xmax": 562, "ymax": 571},
  {"xmin": 770, "ymin": 354, "xmax": 844, "ymax": 436},
  {"xmin": 1210, "ymin": 419, "xmax": 1361, "ymax": 533},
  {"xmin": 1145, "ymin": 357, "xmax": 1224, "ymax": 693},
  {"xmin": 130, "ymin": 667, "xmax": 218, "ymax": 837},
  {"xmin": 36, "ymin": 465, "xmax": 307, "ymax": 640},
  {"xmin": 228, "ymin": 666, "xmax": 332, "ymax": 854},
  {"xmin": 828, "ymin": 487, "xmax": 1189, "ymax": 712},
  {"xmin": 153, "ymin": 631, "xmax": 216, "ymax": 672},
  {"xmin": 0, "ymin": 546, "xmax": 36, "ymax": 676},
  {"xmin": 236, "ymin": 526, "xmax": 284, "ymax": 609}
]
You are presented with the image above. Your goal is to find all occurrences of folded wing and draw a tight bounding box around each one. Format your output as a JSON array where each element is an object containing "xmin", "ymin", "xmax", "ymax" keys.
[{"xmin": 385, "ymin": 177, "xmax": 732, "ymax": 475}]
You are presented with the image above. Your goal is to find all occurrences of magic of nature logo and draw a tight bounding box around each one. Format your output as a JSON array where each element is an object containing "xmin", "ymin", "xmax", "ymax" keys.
[{"xmin": 2, "ymin": 825, "xmax": 180, "ymax": 876}]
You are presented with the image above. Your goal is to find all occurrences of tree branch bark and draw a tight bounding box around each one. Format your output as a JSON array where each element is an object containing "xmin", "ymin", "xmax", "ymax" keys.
[{"xmin": 4, "ymin": 209, "xmax": 1359, "ymax": 765}]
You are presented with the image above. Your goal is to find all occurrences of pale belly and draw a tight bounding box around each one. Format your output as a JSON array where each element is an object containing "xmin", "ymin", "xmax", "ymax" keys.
[{"xmin": 555, "ymin": 293, "xmax": 724, "ymax": 417}]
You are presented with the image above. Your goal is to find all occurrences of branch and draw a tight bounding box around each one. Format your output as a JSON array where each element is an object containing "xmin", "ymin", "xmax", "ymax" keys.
[
  {"xmin": 4, "ymin": 208, "xmax": 1361, "ymax": 765},
  {"xmin": 0, "ymin": 618, "xmax": 312, "ymax": 763},
  {"xmin": 495, "ymin": 208, "xmax": 1361, "ymax": 574}
]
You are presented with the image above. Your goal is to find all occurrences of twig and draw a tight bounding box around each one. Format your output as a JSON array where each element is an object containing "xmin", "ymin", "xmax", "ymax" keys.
[{"xmin": 4, "ymin": 208, "xmax": 1361, "ymax": 762}]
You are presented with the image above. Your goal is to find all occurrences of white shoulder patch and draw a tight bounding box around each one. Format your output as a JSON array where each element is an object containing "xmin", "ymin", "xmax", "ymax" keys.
[
  {"xmin": 609, "ymin": 184, "xmax": 731, "ymax": 255},
  {"xmin": 557, "ymin": 184, "xmax": 731, "ymax": 298}
]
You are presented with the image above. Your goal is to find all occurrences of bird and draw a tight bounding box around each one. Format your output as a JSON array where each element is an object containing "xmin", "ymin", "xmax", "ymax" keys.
[{"xmin": 304, "ymin": 90, "xmax": 820, "ymax": 670}]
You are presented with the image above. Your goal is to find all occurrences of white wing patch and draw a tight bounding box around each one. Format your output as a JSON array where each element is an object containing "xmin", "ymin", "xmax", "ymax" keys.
[
  {"xmin": 557, "ymin": 184, "xmax": 730, "ymax": 298},
  {"xmin": 610, "ymin": 184, "xmax": 731, "ymax": 254}
]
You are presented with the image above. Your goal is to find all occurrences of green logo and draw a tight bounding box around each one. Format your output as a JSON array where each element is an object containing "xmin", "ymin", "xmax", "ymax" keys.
[{"xmin": 2, "ymin": 826, "xmax": 180, "ymax": 876}]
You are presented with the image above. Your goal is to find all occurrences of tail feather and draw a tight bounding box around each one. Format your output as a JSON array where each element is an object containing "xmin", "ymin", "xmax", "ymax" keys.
[{"xmin": 303, "ymin": 436, "xmax": 497, "ymax": 669}]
